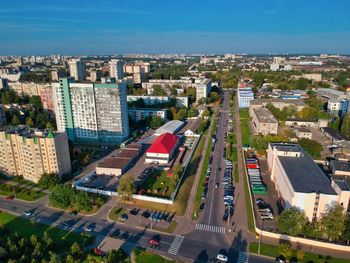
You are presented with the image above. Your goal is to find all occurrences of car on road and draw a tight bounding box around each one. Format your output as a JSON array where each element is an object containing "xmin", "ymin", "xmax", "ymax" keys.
[
  {"xmin": 69, "ymin": 211, "xmax": 77, "ymax": 216},
  {"xmin": 23, "ymin": 211, "xmax": 32, "ymax": 217},
  {"xmin": 199, "ymin": 203, "xmax": 205, "ymax": 211},
  {"xmin": 6, "ymin": 196, "xmax": 15, "ymax": 200},
  {"xmin": 217, "ymin": 253, "xmax": 228, "ymax": 262}
]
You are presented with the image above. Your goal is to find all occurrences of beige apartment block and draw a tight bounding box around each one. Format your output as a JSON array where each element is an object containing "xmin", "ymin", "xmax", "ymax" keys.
[
  {"xmin": 0, "ymin": 126, "xmax": 71, "ymax": 183},
  {"xmin": 250, "ymin": 107, "xmax": 278, "ymax": 135}
]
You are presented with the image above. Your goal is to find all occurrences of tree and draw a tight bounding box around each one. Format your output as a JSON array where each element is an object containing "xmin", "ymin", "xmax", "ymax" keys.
[
  {"xmin": 172, "ymin": 164, "xmax": 183, "ymax": 182},
  {"xmin": 152, "ymin": 85, "xmax": 167, "ymax": 96},
  {"xmin": 70, "ymin": 242, "xmax": 82, "ymax": 259},
  {"xmin": 342, "ymin": 215, "xmax": 350, "ymax": 244},
  {"xmin": 341, "ymin": 113, "xmax": 350, "ymax": 137},
  {"xmin": 11, "ymin": 115, "xmax": 20, "ymax": 126},
  {"xmin": 150, "ymin": 116, "xmax": 163, "ymax": 129},
  {"xmin": 249, "ymin": 135, "xmax": 268, "ymax": 153},
  {"xmin": 202, "ymin": 109, "xmax": 210, "ymax": 118},
  {"xmin": 296, "ymin": 106, "xmax": 318, "ymax": 119},
  {"xmin": 25, "ymin": 117, "xmax": 34, "ymax": 127},
  {"xmin": 187, "ymin": 107, "xmax": 199, "ymax": 118},
  {"xmin": 277, "ymin": 207, "xmax": 308, "ymax": 236},
  {"xmin": 296, "ymin": 249, "xmax": 305, "ymax": 262},
  {"xmin": 49, "ymin": 184, "xmax": 75, "ymax": 209},
  {"xmin": 321, "ymin": 204, "xmax": 346, "ymax": 241},
  {"xmin": 29, "ymin": 96, "xmax": 42, "ymax": 108},
  {"xmin": 38, "ymin": 173, "xmax": 60, "ymax": 189},
  {"xmin": 208, "ymin": 91, "xmax": 220, "ymax": 103},
  {"xmin": 117, "ymin": 174, "xmax": 135, "ymax": 201},
  {"xmin": 174, "ymin": 108, "xmax": 187, "ymax": 120},
  {"xmin": 278, "ymin": 243, "xmax": 292, "ymax": 261},
  {"xmin": 298, "ymin": 138, "xmax": 323, "ymax": 158},
  {"xmin": 105, "ymin": 249, "xmax": 128, "ymax": 263},
  {"xmin": 74, "ymin": 191, "xmax": 91, "ymax": 212}
]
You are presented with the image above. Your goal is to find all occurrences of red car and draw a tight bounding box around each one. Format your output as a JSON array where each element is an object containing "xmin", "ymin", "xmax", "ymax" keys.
[
  {"xmin": 6, "ymin": 196, "xmax": 14, "ymax": 200},
  {"xmin": 149, "ymin": 239, "xmax": 160, "ymax": 246}
]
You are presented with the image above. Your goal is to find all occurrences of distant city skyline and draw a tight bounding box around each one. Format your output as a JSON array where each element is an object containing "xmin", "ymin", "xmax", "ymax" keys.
[{"xmin": 1, "ymin": 0, "xmax": 350, "ymax": 55}]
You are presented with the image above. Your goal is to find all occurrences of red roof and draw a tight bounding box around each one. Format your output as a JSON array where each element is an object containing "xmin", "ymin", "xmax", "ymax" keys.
[{"xmin": 146, "ymin": 133, "xmax": 179, "ymax": 154}]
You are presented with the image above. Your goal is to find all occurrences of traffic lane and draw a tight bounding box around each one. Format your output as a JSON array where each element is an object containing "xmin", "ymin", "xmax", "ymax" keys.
[{"xmin": 180, "ymin": 235, "xmax": 239, "ymax": 263}]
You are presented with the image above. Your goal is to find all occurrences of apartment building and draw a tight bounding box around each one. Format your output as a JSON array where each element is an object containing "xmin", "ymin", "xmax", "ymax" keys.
[
  {"xmin": 52, "ymin": 78, "xmax": 129, "ymax": 144},
  {"xmin": 124, "ymin": 62, "xmax": 150, "ymax": 74},
  {"xmin": 0, "ymin": 104, "xmax": 6, "ymax": 126},
  {"xmin": 109, "ymin": 59, "xmax": 123, "ymax": 80},
  {"xmin": 143, "ymin": 77, "xmax": 211, "ymax": 99},
  {"xmin": 249, "ymin": 107, "xmax": 278, "ymax": 135},
  {"xmin": 238, "ymin": 87, "xmax": 254, "ymax": 108},
  {"xmin": 68, "ymin": 59, "xmax": 86, "ymax": 81},
  {"xmin": 128, "ymin": 108, "xmax": 166, "ymax": 121},
  {"xmin": 127, "ymin": 95, "xmax": 189, "ymax": 108},
  {"xmin": 267, "ymin": 143, "xmax": 350, "ymax": 221},
  {"xmin": 0, "ymin": 126, "xmax": 71, "ymax": 183}
]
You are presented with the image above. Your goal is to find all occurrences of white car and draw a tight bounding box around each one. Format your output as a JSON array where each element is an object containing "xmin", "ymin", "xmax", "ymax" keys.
[
  {"xmin": 23, "ymin": 211, "xmax": 32, "ymax": 217},
  {"xmin": 217, "ymin": 253, "xmax": 228, "ymax": 262},
  {"xmin": 83, "ymin": 227, "xmax": 93, "ymax": 232}
]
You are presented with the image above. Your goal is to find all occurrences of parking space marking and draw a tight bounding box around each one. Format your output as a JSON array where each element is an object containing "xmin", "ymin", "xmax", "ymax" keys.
[
  {"xmin": 167, "ymin": 235, "xmax": 184, "ymax": 255},
  {"xmin": 195, "ymin": 224, "xmax": 226, "ymax": 234},
  {"xmin": 237, "ymin": 251, "xmax": 249, "ymax": 263}
]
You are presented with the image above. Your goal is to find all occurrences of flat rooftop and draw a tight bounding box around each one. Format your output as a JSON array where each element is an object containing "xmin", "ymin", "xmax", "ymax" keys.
[
  {"xmin": 322, "ymin": 127, "xmax": 349, "ymax": 141},
  {"xmin": 250, "ymin": 98, "xmax": 306, "ymax": 106},
  {"xmin": 1, "ymin": 126, "xmax": 57, "ymax": 138},
  {"xmin": 331, "ymin": 160, "xmax": 350, "ymax": 172},
  {"xmin": 271, "ymin": 143, "xmax": 337, "ymax": 195},
  {"xmin": 254, "ymin": 107, "xmax": 278, "ymax": 124},
  {"xmin": 97, "ymin": 157, "xmax": 131, "ymax": 169},
  {"xmin": 155, "ymin": 120, "xmax": 185, "ymax": 135},
  {"xmin": 294, "ymin": 127, "xmax": 312, "ymax": 133}
]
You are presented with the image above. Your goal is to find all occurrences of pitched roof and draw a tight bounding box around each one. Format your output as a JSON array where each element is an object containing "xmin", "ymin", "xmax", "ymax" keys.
[{"xmin": 146, "ymin": 132, "xmax": 179, "ymax": 154}]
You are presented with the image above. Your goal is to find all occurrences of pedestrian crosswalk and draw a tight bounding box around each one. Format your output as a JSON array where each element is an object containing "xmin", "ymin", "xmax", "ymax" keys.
[
  {"xmin": 195, "ymin": 224, "xmax": 226, "ymax": 234},
  {"xmin": 237, "ymin": 251, "xmax": 249, "ymax": 263},
  {"xmin": 168, "ymin": 235, "xmax": 184, "ymax": 255}
]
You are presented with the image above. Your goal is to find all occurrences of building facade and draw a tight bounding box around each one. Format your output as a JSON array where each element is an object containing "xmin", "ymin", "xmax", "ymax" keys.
[
  {"xmin": 68, "ymin": 59, "xmax": 86, "ymax": 81},
  {"xmin": 128, "ymin": 108, "xmax": 166, "ymax": 121},
  {"xmin": 127, "ymin": 95, "xmax": 189, "ymax": 108},
  {"xmin": 52, "ymin": 78, "xmax": 129, "ymax": 144},
  {"xmin": 0, "ymin": 127, "xmax": 71, "ymax": 183},
  {"xmin": 109, "ymin": 59, "xmax": 123, "ymax": 80},
  {"xmin": 249, "ymin": 107, "xmax": 278, "ymax": 135},
  {"xmin": 238, "ymin": 87, "xmax": 254, "ymax": 108},
  {"xmin": 0, "ymin": 104, "xmax": 6, "ymax": 126},
  {"xmin": 267, "ymin": 143, "xmax": 350, "ymax": 221},
  {"xmin": 145, "ymin": 133, "xmax": 179, "ymax": 165}
]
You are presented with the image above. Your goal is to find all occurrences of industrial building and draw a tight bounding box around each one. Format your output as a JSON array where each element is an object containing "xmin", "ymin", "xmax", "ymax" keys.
[
  {"xmin": 0, "ymin": 126, "xmax": 71, "ymax": 183},
  {"xmin": 267, "ymin": 143, "xmax": 350, "ymax": 221},
  {"xmin": 154, "ymin": 120, "xmax": 185, "ymax": 136},
  {"xmin": 145, "ymin": 133, "xmax": 179, "ymax": 165}
]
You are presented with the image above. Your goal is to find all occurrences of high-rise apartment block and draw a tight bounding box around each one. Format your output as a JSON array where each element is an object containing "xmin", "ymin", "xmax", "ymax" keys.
[
  {"xmin": 52, "ymin": 78, "xmax": 129, "ymax": 144},
  {"xmin": 68, "ymin": 59, "xmax": 86, "ymax": 81},
  {"xmin": 109, "ymin": 59, "xmax": 123, "ymax": 80},
  {"xmin": 0, "ymin": 126, "xmax": 71, "ymax": 183}
]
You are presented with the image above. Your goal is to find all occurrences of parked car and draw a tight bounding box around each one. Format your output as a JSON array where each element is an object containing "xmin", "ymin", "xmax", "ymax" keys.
[
  {"xmin": 199, "ymin": 203, "xmax": 205, "ymax": 211},
  {"xmin": 120, "ymin": 231, "xmax": 129, "ymax": 240},
  {"xmin": 217, "ymin": 253, "xmax": 228, "ymax": 262},
  {"xmin": 109, "ymin": 229, "xmax": 121, "ymax": 239},
  {"xmin": 6, "ymin": 196, "xmax": 14, "ymax": 200},
  {"xmin": 119, "ymin": 213, "xmax": 128, "ymax": 221},
  {"xmin": 141, "ymin": 210, "xmax": 151, "ymax": 218},
  {"xmin": 23, "ymin": 211, "xmax": 32, "ymax": 217},
  {"xmin": 130, "ymin": 208, "xmax": 141, "ymax": 216}
]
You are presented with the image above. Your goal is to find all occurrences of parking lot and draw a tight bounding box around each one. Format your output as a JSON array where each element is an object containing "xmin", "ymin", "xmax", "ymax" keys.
[{"xmin": 244, "ymin": 152, "xmax": 279, "ymax": 232}]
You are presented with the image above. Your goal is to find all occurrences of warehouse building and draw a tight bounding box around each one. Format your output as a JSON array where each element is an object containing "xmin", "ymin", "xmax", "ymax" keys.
[
  {"xmin": 154, "ymin": 120, "xmax": 185, "ymax": 136},
  {"xmin": 250, "ymin": 107, "xmax": 278, "ymax": 135}
]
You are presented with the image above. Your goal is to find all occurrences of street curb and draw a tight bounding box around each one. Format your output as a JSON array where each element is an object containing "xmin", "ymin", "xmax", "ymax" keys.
[{"xmin": 249, "ymin": 252, "xmax": 275, "ymax": 260}]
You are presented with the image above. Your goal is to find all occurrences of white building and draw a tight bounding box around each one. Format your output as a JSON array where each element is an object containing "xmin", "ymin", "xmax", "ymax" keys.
[
  {"xmin": 68, "ymin": 59, "xmax": 86, "ymax": 81},
  {"xmin": 128, "ymin": 109, "xmax": 166, "ymax": 121},
  {"xmin": 109, "ymin": 59, "xmax": 124, "ymax": 80},
  {"xmin": 238, "ymin": 87, "xmax": 254, "ymax": 108},
  {"xmin": 52, "ymin": 78, "xmax": 129, "ymax": 144},
  {"xmin": 267, "ymin": 143, "xmax": 350, "ymax": 221},
  {"xmin": 127, "ymin": 95, "xmax": 189, "ymax": 108}
]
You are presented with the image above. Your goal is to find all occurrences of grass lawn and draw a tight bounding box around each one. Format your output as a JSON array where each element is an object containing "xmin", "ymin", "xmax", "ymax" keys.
[
  {"xmin": 240, "ymin": 119, "xmax": 251, "ymax": 145},
  {"xmin": 141, "ymin": 170, "xmax": 176, "ymax": 199},
  {"xmin": 249, "ymin": 242, "xmax": 350, "ymax": 263},
  {"xmin": 108, "ymin": 207, "xmax": 127, "ymax": 222},
  {"xmin": 239, "ymin": 109, "xmax": 250, "ymax": 119},
  {"xmin": 173, "ymin": 128, "xmax": 207, "ymax": 215},
  {"xmin": 0, "ymin": 211, "xmax": 93, "ymax": 253},
  {"xmin": 234, "ymin": 163, "xmax": 239, "ymax": 183},
  {"xmin": 134, "ymin": 251, "xmax": 174, "ymax": 263},
  {"xmin": 0, "ymin": 183, "xmax": 46, "ymax": 201},
  {"xmin": 242, "ymin": 165, "xmax": 255, "ymax": 232}
]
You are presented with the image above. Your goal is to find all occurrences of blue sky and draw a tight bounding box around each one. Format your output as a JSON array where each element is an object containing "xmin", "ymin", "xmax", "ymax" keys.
[{"xmin": 1, "ymin": 0, "xmax": 350, "ymax": 55}]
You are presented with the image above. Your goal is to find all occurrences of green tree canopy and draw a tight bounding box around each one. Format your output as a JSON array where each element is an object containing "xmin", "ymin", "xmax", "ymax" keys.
[
  {"xmin": 321, "ymin": 204, "xmax": 346, "ymax": 241},
  {"xmin": 117, "ymin": 174, "xmax": 135, "ymax": 201},
  {"xmin": 277, "ymin": 207, "xmax": 308, "ymax": 236}
]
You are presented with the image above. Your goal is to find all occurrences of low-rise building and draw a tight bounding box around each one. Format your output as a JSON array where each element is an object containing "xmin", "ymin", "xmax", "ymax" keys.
[
  {"xmin": 145, "ymin": 132, "xmax": 179, "ymax": 165},
  {"xmin": 0, "ymin": 126, "xmax": 71, "ymax": 183},
  {"xmin": 127, "ymin": 95, "xmax": 189, "ymax": 108},
  {"xmin": 250, "ymin": 107, "xmax": 278, "ymax": 135},
  {"xmin": 321, "ymin": 127, "xmax": 349, "ymax": 144},
  {"xmin": 285, "ymin": 118, "xmax": 318, "ymax": 127},
  {"xmin": 96, "ymin": 144, "xmax": 141, "ymax": 177},
  {"xmin": 267, "ymin": 143, "xmax": 350, "ymax": 221},
  {"xmin": 238, "ymin": 87, "xmax": 254, "ymax": 108},
  {"xmin": 128, "ymin": 108, "xmax": 166, "ymax": 121},
  {"xmin": 294, "ymin": 127, "xmax": 312, "ymax": 139},
  {"xmin": 250, "ymin": 98, "xmax": 306, "ymax": 112},
  {"xmin": 330, "ymin": 160, "xmax": 350, "ymax": 177},
  {"xmin": 154, "ymin": 120, "xmax": 185, "ymax": 136}
]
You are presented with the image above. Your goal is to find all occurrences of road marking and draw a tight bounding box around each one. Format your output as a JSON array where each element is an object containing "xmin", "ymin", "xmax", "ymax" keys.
[
  {"xmin": 167, "ymin": 235, "xmax": 184, "ymax": 255},
  {"xmin": 237, "ymin": 251, "xmax": 249, "ymax": 263},
  {"xmin": 195, "ymin": 224, "xmax": 226, "ymax": 234}
]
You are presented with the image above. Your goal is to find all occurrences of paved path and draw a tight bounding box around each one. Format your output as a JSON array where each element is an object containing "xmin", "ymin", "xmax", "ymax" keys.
[{"xmin": 184, "ymin": 111, "xmax": 216, "ymax": 220}]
